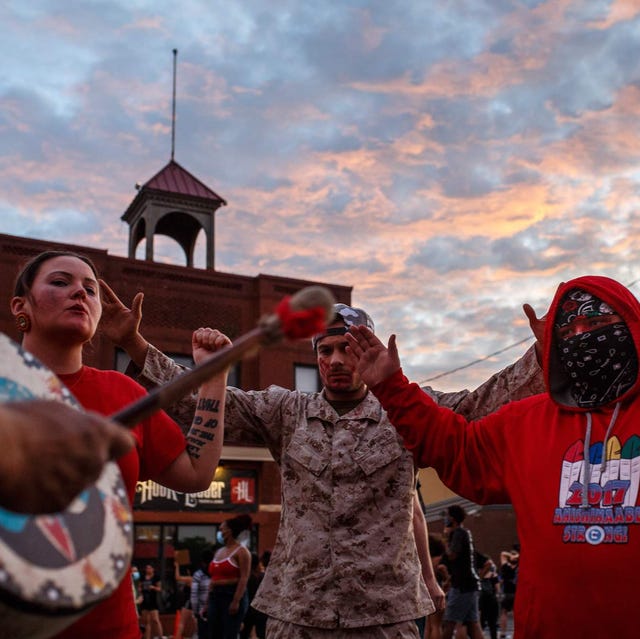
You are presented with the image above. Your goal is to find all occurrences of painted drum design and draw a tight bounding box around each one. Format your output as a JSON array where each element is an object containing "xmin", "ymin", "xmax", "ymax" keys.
[{"xmin": 0, "ymin": 333, "xmax": 133, "ymax": 639}]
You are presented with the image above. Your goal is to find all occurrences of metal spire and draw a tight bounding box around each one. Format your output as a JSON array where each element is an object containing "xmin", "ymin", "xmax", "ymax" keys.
[{"xmin": 171, "ymin": 48, "xmax": 177, "ymax": 161}]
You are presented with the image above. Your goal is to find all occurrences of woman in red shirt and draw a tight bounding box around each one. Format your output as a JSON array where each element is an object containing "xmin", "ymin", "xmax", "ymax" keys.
[
  {"xmin": 208, "ymin": 514, "xmax": 252, "ymax": 639},
  {"xmin": 10, "ymin": 250, "xmax": 230, "ymax": 639}
]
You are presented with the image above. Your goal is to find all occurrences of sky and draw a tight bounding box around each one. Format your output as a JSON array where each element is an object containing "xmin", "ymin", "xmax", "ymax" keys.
[{"xmin": 1, "ymin": 0, "xmax": 639, "ymax": 391}]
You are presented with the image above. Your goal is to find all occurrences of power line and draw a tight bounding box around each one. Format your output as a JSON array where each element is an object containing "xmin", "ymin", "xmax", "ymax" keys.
[{"xmin": 420, "ymin": 335, "xmax": 533, "ymax": 384}]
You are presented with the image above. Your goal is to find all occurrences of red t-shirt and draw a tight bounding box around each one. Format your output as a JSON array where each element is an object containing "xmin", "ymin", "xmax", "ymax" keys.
[{"xmin": 53, "ymin": 366, "xmax": 185, "ymax": 639}]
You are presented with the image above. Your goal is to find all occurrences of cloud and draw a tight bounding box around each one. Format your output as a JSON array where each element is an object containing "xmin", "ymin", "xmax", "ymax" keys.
[{"xmin": 1, "ymin": 0, "xmax": 640, "ymax": 390}]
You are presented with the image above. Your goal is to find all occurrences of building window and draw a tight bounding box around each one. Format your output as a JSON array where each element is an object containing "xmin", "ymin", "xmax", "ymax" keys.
[{"xmin": 295, "ymin": 364, "xmax": 320, "ymax": 393}]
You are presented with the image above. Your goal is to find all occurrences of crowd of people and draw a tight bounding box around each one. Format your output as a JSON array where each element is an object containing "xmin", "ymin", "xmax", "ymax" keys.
[
  {"xmin": 128, "ymin": 510, "xmax": 516, "ymax": 639},
  {"xmin": 419, "ymin": 509, "xmax": 519, "ymax": 639},
  {"xmin": 130, "ymin": 516, "xmax": 269, "ymax": 639},
  {"xmin": 2, "ymin": 248, "xmax": 639, "ymax": 639}
]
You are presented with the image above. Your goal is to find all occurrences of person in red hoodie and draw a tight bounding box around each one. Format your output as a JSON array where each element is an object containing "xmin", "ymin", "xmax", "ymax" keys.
[{"xmin": 346, "ymin": 275, "xmax": 640, "ymax": 639}]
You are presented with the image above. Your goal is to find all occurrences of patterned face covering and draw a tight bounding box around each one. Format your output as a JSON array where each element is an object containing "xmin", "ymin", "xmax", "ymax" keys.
[
  {"xmin": 555, "ymin": 289, "xmax": 615, "ymax": 329},
  {"xmin": 555, "ymin": 290, "xmax": 638, "ymax": 407}
]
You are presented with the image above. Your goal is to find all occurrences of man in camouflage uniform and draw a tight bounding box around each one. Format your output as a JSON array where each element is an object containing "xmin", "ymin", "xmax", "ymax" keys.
[{"xmin": 99, "ymin": 285, "xmax": 543, "ymax": 639}]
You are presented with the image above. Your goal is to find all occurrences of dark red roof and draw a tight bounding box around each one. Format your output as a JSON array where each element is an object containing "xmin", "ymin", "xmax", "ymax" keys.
[{"xmin": 143, "ymin": 160, "xmax": 227, "ymax": 204}]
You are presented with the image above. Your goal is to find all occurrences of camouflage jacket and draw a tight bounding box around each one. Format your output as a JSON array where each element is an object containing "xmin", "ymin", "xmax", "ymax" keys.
[{"xmin": 129, "ymin": 344, "xmax": 543, "ymax": 628}]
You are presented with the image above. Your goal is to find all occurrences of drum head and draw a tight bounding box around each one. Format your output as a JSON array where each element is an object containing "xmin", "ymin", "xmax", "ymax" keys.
[{"xmin": 0, "ymin": 334, "xmax": 133, "ymax": 616}]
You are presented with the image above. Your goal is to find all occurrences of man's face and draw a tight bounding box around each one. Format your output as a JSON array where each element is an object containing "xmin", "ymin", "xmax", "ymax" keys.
[
  {"xmin": 553, "ymin": 289, "xmax": 637, "ymax": 408},
  {"xmin": 316, "ymin": 325, "xmax": 366, "ymax": 401}
]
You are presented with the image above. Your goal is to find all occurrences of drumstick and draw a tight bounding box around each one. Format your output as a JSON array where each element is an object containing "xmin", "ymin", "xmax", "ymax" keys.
[{"xmin": 110, "ymin": 285, "xmax": 335, "ymax": 428}]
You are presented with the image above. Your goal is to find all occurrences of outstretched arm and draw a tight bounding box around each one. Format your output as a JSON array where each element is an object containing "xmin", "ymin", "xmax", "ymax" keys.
[
  {"xmin": 347, "ymin": 313, "xmax": 544, "ymax": 422},
  {"xmin": 174, "ymin": 561, "xmax": 193, "ymax": 586},
  {"xmin": 152, "ymin": 328, "xmax": 231, "ymax": 493},
  {"xmin": 347, "ymin": 325, "xmax": 510, "ymax": 503}
]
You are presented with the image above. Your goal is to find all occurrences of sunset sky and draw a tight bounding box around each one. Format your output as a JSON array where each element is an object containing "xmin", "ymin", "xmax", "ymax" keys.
[{"xmin": 1, "ymin": 1, "xmax": 639, "ymax": 390}]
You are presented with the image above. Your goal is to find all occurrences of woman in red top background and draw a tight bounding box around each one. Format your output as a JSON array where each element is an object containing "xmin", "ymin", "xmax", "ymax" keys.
[
  {"xmin": 208, "ymin": 514, "xmax": 252, "ymax": 639},
  {"xmin": 11, "ymin": 250, "xmax": 231, "ymax": 639}
]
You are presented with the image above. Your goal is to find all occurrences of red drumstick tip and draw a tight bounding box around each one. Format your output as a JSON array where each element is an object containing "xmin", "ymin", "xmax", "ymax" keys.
[{"xmin": 275, "ymin": 286, "xmax": 335, "ymax": 339}]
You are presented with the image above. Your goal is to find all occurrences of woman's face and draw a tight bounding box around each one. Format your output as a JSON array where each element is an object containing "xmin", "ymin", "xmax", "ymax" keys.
[
  {"xmin": 13, "ymin": 255, "xmax": 102, "ymax": 344},
  {"xmin": 220, "ymin": 522, "xmax": 232, "ymax": 542}
]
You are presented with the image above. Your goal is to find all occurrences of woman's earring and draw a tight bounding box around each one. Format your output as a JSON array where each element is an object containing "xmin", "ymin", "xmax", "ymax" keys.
[{"xmin": 15, "ymin": 313, "xmax": 31, "ymax": 333}]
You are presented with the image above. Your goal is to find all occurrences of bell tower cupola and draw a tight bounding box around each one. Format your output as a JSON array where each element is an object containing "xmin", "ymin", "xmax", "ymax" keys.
[
  {"xmin": 121, "ymin": 160, "xmax": 226, "ymax": 269},
  {"xmin": 120, "ymin": 48, "xmax": 226, "ymax": 269}
]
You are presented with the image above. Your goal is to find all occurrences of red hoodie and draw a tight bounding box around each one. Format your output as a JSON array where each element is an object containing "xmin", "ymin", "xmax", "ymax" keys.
[{"xmin": 371, "ymin": 275, "xmax": 640, "ymax": 639}]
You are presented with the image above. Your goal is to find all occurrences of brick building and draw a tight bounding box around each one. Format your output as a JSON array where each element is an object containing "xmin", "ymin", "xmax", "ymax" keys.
[{"xmin": 0, "ymin": 159, "xmax": 351, "ymax": 614}]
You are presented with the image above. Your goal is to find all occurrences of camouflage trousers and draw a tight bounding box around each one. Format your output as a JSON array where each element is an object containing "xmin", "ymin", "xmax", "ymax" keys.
[{"xmin": 266, "ymin": 617, "xmax": 421, "ymax": 639}]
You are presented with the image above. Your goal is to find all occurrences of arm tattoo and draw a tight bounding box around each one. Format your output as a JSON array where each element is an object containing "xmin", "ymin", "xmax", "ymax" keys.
[
  {"xmin": 187, "ymin": 396, "xmax": 222, "ymax": 459},
  {"xmin": 197, "ymin": 398, "xmax": 220, "ymax": 412}
]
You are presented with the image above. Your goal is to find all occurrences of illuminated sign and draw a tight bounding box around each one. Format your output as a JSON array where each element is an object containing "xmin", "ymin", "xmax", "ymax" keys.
[{"xmin": 134, "ymin": 468, "xmax": 257, "ymax": 512}]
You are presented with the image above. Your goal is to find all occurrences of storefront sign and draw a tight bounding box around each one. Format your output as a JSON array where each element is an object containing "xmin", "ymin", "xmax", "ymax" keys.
[{"xmin": 134, "ymin": 468, "xmax": 257, "ymax": 512}]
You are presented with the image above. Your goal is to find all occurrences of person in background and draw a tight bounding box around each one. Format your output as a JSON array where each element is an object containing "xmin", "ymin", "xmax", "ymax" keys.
[
  {"xmin": 346, "ymin": 274, "xmax": 640, "ymax": 639},
  {"xmin": 441, "ymin": 506, "xmax": 483, "ymax": 639},
  {"xmin": 208, "ymin": 514, "xmax": 252, "ymax": 639},
  {"xmin": 140, "ymin": 564, "xmax": 163, "ymax": 639},
  {"xmin": 498, "ymin": 548, "xmax": 518, "ymax": 639},
  {"xmin": 191, "ymin": 549, "xmax": 214, "ymax": 639},
  {"xmin": 476, "ymin": 552, "xmax": 499, "ymax": 639},
  {"xmin": 100, "ymin": 289, "xmax": 544, "ymax": 639},
  {"xmin": 9, "ymin": 250, "xmax": 231, "ymax": 639},
  {"xmin": 174, "ymin": 561, "xmax": 196, "ymax": 639},
  {"xmin": 0, "ymin": 398, "xmax": 132, "ymax": 513}
]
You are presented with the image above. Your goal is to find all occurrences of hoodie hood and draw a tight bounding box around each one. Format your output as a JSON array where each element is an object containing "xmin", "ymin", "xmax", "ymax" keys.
[{"xmin": 543, "ymin": 275, "xmax": 640, "ymax": 410}]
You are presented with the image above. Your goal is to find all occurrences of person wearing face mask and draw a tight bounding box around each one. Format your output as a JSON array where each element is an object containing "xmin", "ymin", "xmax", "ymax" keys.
[
  {"xmin": 346, "ymin": 275, "xmax": 640, "ymax": 639},
  {"xmin": 208, "ymin": 514, "xmax": 252, "ymax": 639}
]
